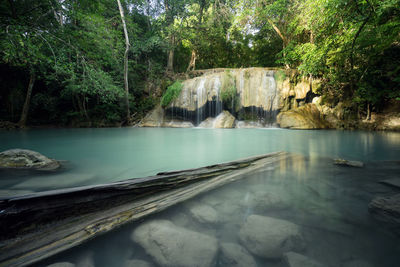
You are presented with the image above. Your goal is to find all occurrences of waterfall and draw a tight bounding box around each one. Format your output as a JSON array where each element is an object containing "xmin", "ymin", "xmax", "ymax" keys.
[
  {"xmin": 263, "ymin": 71, "xmax": 279, "ymax": 125},
  {"xmin": 162, "ymin": 68, "xmax": 290, "ymax": 127},
  {"xmin": 196, "ymin": 79, "xmax": 207, "ymax": 124}
]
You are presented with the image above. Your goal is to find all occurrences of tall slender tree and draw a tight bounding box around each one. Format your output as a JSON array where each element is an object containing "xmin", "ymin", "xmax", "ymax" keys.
[{"xmin": 117, "ymin": 0, "xmax": 131, "ymax": 123}]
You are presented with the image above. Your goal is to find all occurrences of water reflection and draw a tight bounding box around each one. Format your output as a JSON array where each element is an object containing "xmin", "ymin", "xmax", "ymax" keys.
[{"xmin": 1, "ymin": 128, "xmax": 400, "ymax": 194}]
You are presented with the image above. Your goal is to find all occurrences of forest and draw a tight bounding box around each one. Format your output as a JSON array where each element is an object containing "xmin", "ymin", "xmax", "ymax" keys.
[{"xmin": 0, "ymin": 0, "xmax": 399, "ymax": 127}]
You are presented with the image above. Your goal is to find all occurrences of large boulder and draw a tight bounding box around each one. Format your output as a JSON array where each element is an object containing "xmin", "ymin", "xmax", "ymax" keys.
[
  {"xmin": 238, "ymin": 215, "xmax": 305, "ymax": 259},
  {"xmin": 131, "ymin": 220, "xmax": 218, "ymax": 267},
  {"xmin": 283, "ymin": 252, "xmax": 327, "ymax": 267},
  {"xmin": 0, "ymin": 149, "xmax": 60, "ymax": 171},
  {"xmin": 220, "ymin": 242, "xmax": 257, "ymax": 267},
  {"xmin": 277, "ymin": 104, "xmax": 330, "ymax": 129},
  {"xmin": 139, "ymin": 105, "xmax": 165, "ymax": 127},
  {"xmin": 199, "ymin": 111, "xmax": 235, "ymax": 128}
]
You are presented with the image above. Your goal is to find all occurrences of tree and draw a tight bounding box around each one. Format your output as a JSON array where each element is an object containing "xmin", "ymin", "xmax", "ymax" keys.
[{"xmin": 117, "ymin": 0, "xmax": 131, "ymax": 123}]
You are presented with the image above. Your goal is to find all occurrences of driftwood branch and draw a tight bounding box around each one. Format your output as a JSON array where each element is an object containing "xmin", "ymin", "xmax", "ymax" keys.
[{"xmin": 0, "ymin": 152, "xmax": 288, "ymax": 267}]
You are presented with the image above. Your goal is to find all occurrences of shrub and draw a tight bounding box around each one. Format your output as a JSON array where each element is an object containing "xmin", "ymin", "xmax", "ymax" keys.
[
  {"xmin": 274, "ymin": 70, "xmax": 286, "ymax": 83},
  {"xmin": 161, "ymin": 80, "xmax": 183, "ymax": 107},
  {"xmin": 221, "ymin": 70, "xmax": 238, "ymax": 111}
]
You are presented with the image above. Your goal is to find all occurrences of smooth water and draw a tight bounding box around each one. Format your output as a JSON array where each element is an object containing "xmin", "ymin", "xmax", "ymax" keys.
[
  {"xmin": 1, "ymin": 128, "xmax": 400, "ymax": 267},
  {"xmin": 0, "ymin": 128, "xmax": 399, "ymax": 192},
  {"xmin": 36, "ymin": 154, "xmax": 400, "ymax": 267}
]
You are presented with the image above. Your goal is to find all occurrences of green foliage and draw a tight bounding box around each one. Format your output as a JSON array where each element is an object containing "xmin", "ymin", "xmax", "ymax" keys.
[
  {"xmin": 221, "ymin": 70, "xmax": 238, "ymax": 111},
  {"xmin": 1, "ymin": 0, "xmax": 399, "ymax": 126},
  {"xmin": 274, "ymin": 70, "xmax": 287, "ymax": 83},
  {"xmin": 161, "ymin": 80, "xmax": 183, "ymax": 107}
]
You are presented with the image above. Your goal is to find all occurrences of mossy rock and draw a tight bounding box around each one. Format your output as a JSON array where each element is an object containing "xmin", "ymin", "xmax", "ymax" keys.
[{"xmin": 0, "ymin": 149, "xmax": 61, "ymax": 171}]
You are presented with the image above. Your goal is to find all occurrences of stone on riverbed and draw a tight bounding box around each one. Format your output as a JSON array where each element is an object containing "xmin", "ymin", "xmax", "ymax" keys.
[
  {"xmin": 238, "ymin": 215, "xmax": 305, "ymax": 259},
  {"xmin": 187, "ymin": 202, "xmax": 219, "ymax": 224},
  {"xmin": 46, "ymin": 263, "xmax": 76, "ymax": 267},
  {"xmin": 123, "ymin": 259, "xmax": 155, "ymax": 267},
  {"xmin": 220, "ymin": 242, "xmax": 257, "ymax": 267},
  {"xmin": 0, "ymin": 149, "xmax": 60, "ymax": 171},
  {"xmin": 368, "ymin": 194, "xmax": 400, "ymax": 230},
  {"xmin": 380, "ymin": 178, "xmax": 400, "ymax": 189},
  {"xmin": 341, "ymin": 259, "xmax": 375, "ymax": 267},
  {"xmin": 132, "ymin": 219, "xmax": 218, "ymax": 267},
  {"xmin": 283, "ymin": 252, "xmax": 327, "ymax": 267}
]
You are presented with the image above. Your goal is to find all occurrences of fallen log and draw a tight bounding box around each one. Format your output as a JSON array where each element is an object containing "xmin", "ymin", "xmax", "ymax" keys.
[{"xmin": 0, "ymin": 152, "xmax": 288, "ymax": 267}]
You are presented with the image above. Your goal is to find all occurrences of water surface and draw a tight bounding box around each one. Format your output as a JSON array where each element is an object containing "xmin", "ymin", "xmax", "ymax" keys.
[{"xmin": 0, "ymin": 128, "xmax": 399, "ymax": 192}]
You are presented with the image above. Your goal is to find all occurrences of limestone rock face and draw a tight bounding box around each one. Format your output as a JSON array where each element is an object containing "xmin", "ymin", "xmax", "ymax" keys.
[
  {"xmin": 283, "ymin": 252, "xmax": 327, "ymax": 267},
  {"xmin": 277, "ymin": 104, "xmax": 330, "ymax": 129},
  {"xmin": 293, "ymin": 77, "xmax": 311, "ymax": 100},
  {"xmin": 220, "ymin": 242, "xmax": 257, "ymax": 267},
  {"xmin": 139, "ymin": 105, "xmax": 164, "ymax": 127},
  {"xmin": 238, "ymin": 215, "xmax": 305, "ymax": 259},
  {"xmin": 131, "ymin": 220, "xmax": 218, "ymax": 267},
  {"xmin": 199, "ymin": 111, "xmax": 235, "ymax": 128},
  {"xmin": 0, "ymin": 149, "xmax": 60, "ymax": 171}
]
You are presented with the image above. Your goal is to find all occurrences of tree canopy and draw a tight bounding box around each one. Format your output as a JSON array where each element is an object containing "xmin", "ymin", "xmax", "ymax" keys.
[{"xmin": 0, "ymin": 0, "xmax": 399, "ymax": 126}]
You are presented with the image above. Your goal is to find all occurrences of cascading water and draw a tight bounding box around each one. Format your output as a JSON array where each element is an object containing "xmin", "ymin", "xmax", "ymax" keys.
[
  {"xmin": 160, "ymin": 68, "xmax": 301, "ymax": 127},
  {"xmin": 263, "ymin": 70, "xmax": 279, "ymax": 125}
]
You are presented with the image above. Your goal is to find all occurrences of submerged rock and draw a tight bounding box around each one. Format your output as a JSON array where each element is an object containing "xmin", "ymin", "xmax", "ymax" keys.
[
  {"xmin": 333, "ymin": 159, "xmax": 364, "ymax": 168},
  {"xmin": 283, "ymin": 252, "xmax": 327, "ymax": 267},
  {"xmin": 0, "ymin": 149, "xmax": 60, "ymax": 171},
  {"xmin": 124, "ymin": 259, "xmax": 154, "ymax": 267},
  {"xmin": 46, "ymin": 263, "xmax": 76, "ymax": 267},
  {"xmin": 238, "ymin": 215, "xmax": 305, "ymax": 259},
  {"xmin": 131, "ymin": 219, "xmax": 218, "ymax": 267},
  {"xmin": 220, "ymin": 242, "xmax": 257, "ymax": 267},
  {"xmin": 187, "ymin": 203, "xmax": 219, "ymax": 224},
  {"xmin": 380, "ymin": 178, "xmax": 400, "ymax": 189},
  {"xmin": 75, "ymin": 251, "xmax": 95, "ymax": 267},
  {"xmin": 277, "ymin": 104, "xmax": 330, "ymax": 129},
  {"xmin": 368, "ymin": 194, "xmax": 400, "ymax": 229},
  {"xmin": 241, "ymin": 191, "xmax": 288, "ymax": 212},
  {"xmin": 342, "ymin": 259, "xmax": 374, "ymax": 267}
]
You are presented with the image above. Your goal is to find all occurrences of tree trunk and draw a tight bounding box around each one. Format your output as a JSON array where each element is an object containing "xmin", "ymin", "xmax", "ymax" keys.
[
  {"xmin": 267, "ymin": 18, "xmax": 289, "ymax": 69},
  {"xmin": 186, "ymin": 50, "xmax": 197, "ymax": 72},
  {"xmin": 18, "ymin": 70, "xmax": 35, "ymax": 127},
  {"xmin": 167, "ymin": 35, "xmax": 175, "ymax": 72},
  {"xmin": 367, "ymin": 103, "xmax": 371, "ymax": 120},
  {"xmin": 117, "ymin": 0, "xmax": 131, "ymax": 124}
]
